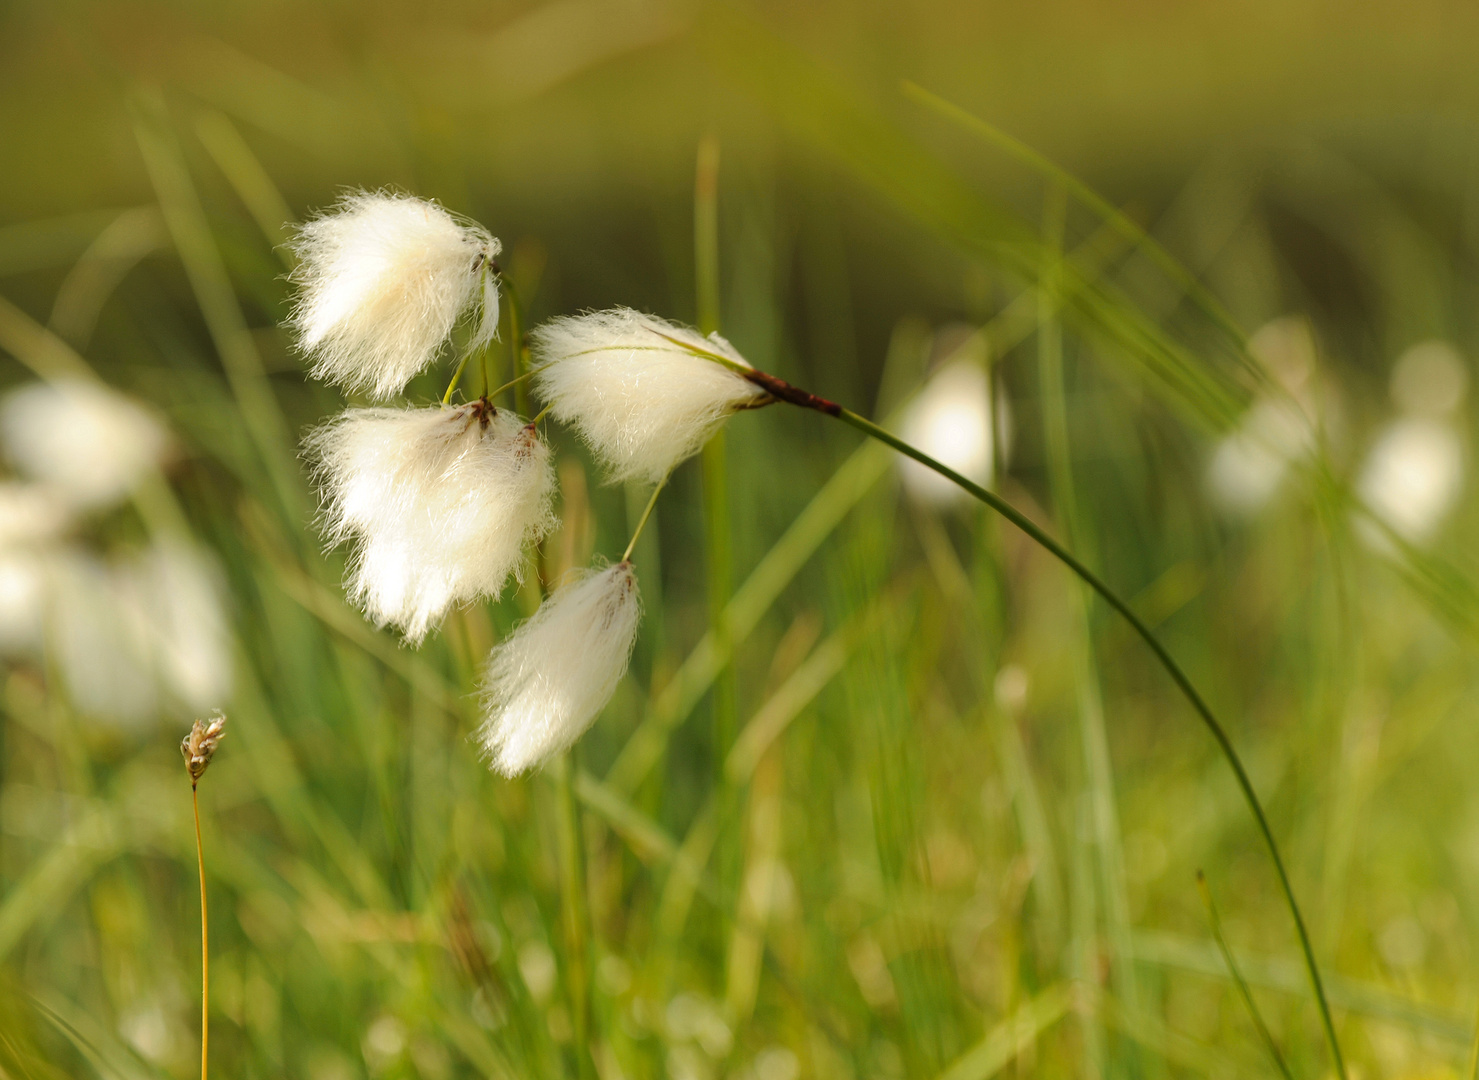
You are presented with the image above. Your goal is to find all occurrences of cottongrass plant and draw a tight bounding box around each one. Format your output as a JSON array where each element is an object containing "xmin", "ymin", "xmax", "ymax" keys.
[
  {"xmin": 288, "ymin": 191, "xmax": 501, "ymax": 400},
  {"xmin": 514, "ymin": 304, "xmax": 1346, "ymax": 1074},
  {"xmin": 285, "ymin": 195, "xmax": 1343, "ymax": 1075},
  {"xmin": 306, "ymin": 399, "xmax": 555, "ymax": 643},
  {"xmin": 181, "ymin": 712, "xmax": 226, "ymax": 1080}
]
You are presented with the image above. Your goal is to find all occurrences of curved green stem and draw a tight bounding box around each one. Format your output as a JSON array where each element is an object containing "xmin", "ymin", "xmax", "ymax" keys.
[
  {"xmin": 827, "ymin": 403, "xmax": 1343, "ymax": 1078},
  {"xmin": 442, "ymin": 350, "xmax": 473, "ymax": 404},
  {"xmin": 485, "ymin": 362, "xmax": 553, "ymax": 407}
]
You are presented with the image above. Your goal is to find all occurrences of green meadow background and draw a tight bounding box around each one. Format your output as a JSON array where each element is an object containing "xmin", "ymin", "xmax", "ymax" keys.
[{"xmin": 3, "ymin": 1, "xmax": 1479, "ymax": 1077}]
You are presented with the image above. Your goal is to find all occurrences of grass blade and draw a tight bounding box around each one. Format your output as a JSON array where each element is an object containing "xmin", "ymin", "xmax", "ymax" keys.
[
  {"xmin": 1197, "ymin": 871, "xmax": 1294, "ymax": 1080},
  {"xmin": 933, "ymin": 986, "xmax": 1072, "ymax": 1080}
]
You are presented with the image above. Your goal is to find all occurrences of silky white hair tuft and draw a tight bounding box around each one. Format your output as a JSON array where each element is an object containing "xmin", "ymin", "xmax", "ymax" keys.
[
  {"xmin": 478, "ymin": 561, "xmax": 641, "ymax": 776},
  {"xmin": 306, "ymin": 401, "xmax": 555, "ymax": 643},
  {"xmin": 530, "ymin": 308, "xmax": 768, "ymax": 484},
  {"xmin": 288, "ymin": 191, "xmax": 500, "ymax": 400}
]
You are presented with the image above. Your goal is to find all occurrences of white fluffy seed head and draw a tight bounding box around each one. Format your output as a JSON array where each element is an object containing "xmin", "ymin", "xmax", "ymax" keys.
[
  {"xmin": 530, "ymin": 308, "xmax": 768, "ymax": 484},
  {"xmin": 478, "ymin": 562, "xmax": 641, "ymax": 776},
  {"xmin": 288, "ymin": 191, "xmax": 501, "ymax": 400},
  {"xmin": 0, "ymin": 379, "xmax": 169, "ymax": 510},
  {"xmin": 306, "ymin": 401, "xmax": 556, "ymax": 644}
]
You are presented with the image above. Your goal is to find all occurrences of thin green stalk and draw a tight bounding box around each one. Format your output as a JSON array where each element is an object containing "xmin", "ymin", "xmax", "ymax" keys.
[
  {"xmin": 695, "ymin": 135, "xmax": 737, "ymax": 782},
  {"xmin": 1198, "ymin": 871, "xmax": 1293, "ymax": 1080},
  {"xmin": 1038, "ymin": 181, "xmax": 1136, "ymax": 1071},
  {"xmin": 550, "ymin": 752, "xmax": 594, "ymax": 1080},
  {"xmin": 441, "ymin": 350, "xmax": 473, "ymax": 404},
  {"xmin": 486, "ymin": 362, "xmax": 552, "ymax": 406},
  {"xmin": 623, "ymin": 478, "xmax": 667, "ymax": 563},
  {"xmin": 826, "ymin": 402, "xmax": 1344, "ymax": 1079}
]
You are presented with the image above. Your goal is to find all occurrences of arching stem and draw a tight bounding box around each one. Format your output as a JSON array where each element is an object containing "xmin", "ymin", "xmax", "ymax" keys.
[{"xmin": 740, "ymin": 366, "xmax": 1344, "ymax": 1079}]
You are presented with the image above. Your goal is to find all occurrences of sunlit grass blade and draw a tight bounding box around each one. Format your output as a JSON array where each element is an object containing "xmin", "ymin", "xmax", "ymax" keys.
[
  {"xmin": 1036, "ymin": 181, "xmax": 1141, "ymax": 1064},
  {"xmin": 1132, "ymin": 928, "xmax": 1469, "ymax": 1041},
  {"xmin": 934, "ymin": 985, "xmax": 1072, "ymax": 1080},
  {"xmin": 193, "ymin": 109, "xmax": 297, "ymax": 267},
  {"xmin": 30, "ymin": 992, "xmax": 164, "ymax": 1080},
  {"xmin": 48, "ymin": 206, "xmax": 168, "ymax": 348},
  {"xmin": 0, "ymin": 294, "xmax": 99, "ymax": 383}
]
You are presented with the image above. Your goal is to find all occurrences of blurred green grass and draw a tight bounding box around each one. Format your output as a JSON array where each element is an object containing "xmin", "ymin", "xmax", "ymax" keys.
[{"xmin": 3, "ymin": 1, "xmax": 1479, "ymax": 1077}]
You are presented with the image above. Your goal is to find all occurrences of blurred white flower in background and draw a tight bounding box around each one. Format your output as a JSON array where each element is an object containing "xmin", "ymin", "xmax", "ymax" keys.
[
  {"xmin": 1389, "ymin": 339, "xmax": 1469, "ymax": 418},
  {"xmin": 0, "ymin": 378, "xmax": 169, "ymax": 509},
  {"xmin": 0, "ymin": 378, "xmax": 232, "ymax": 724},
  {"xmin": 1357, "ymin": 340, "xmax": 1468, "ymax": 547},
  {"xmin": 898, "ymin": 359, "xmax": 998, "ymax": 506},
  {"xmin": 1207, "ymin": 399, "xmax": 1317, "ymax": 515},
  {"xmin": 48, "ymin": 551, "xmax": 158, "ymax": 723},
  {"xmin": 1207, "ymin": 317, "xmax": 1320, "ymax": 515},
  {"xmin": 44, "ymin": 541, "xmax": 233, "ymax": 727},
  {"xmin": 0, "ymin": 483, "xmax": 70, "ymax": 653},
  {"xmin": 130, "ymin": 541, "xmax": 234, "ymax": 713}
]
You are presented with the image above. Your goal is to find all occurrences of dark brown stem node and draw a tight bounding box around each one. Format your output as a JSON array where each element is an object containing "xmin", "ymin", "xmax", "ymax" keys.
[{"xmin": 742, "ymin": 369, "xmax": 841, "ymax": 416}]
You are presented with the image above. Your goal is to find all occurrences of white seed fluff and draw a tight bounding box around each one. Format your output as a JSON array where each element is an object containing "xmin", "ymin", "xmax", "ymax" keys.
[
  {"xmin": 307, "ymin": 402, "xmax": 555, "ymax": 643},
  {"xmin": 530, "ymin": 308, "xmax": 768, "ymax": 484},
  {"xmin": 288, "ymin": 191, "xmax": 500, "ymax": 400},
  {"xmin": 0, "ymin": 380, "xmax": 169, "ymax": 510},
  {"xmin": 479, "ymin": 562, "xmax": 641, "ymax": 776}
]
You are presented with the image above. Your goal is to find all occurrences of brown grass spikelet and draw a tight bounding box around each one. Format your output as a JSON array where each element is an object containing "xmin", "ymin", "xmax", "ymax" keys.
[{"xmin": 181, "ymin": 711, "xmax": 226, "ymax": 787}]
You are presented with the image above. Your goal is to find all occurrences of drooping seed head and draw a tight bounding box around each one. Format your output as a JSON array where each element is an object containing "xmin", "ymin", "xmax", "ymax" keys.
[
  {"xmin": 478, "ymin": 561, "xmax": 642, "ymax": 776},
  {"xmin": 287, "ymin": 191, "xmax": 501, "ymax": 400},
  {"xmin": 530, "ymin": 308, "xmax": 768, "ymax": 485},
  {"xmin": 305, "ymin": 402, "xmax": 557, "ymax": 643}
]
